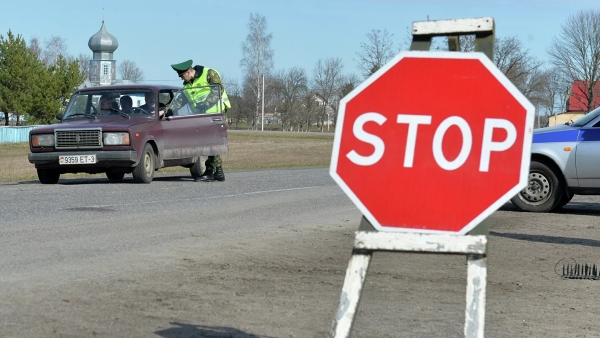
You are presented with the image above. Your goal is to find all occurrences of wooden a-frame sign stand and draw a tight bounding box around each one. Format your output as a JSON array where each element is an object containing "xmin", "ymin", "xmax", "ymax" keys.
[{"xmin": 329, "ymin": 17, "xmax": 495, "ymax": 338}]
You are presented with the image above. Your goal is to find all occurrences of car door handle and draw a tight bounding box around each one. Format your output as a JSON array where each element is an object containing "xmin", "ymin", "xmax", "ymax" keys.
[{"xmin": 211, "ymin": 117, "xmax": 222, "ymax": 122}]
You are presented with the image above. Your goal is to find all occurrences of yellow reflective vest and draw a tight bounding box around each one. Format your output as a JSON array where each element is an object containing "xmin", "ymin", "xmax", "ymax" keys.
[{"xmin": 183, "ymin": 68, "xmax": 231, "ymax": 114}]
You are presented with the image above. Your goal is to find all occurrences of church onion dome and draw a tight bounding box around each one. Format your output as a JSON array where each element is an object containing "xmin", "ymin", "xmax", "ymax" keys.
[{"xmin": 88, "ymin": 20, "xmax": 119, "ymax": 53}]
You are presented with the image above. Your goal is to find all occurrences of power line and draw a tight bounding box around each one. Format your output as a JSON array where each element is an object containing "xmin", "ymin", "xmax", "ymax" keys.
[{"xmin": 138, "ymin": 79, "xmax": 181, "ymax": 82}]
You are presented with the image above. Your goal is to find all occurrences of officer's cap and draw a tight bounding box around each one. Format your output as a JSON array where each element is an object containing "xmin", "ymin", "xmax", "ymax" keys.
[{"xmin": 171, "ymin": 59, "xmax": 193, "ymax": 74}]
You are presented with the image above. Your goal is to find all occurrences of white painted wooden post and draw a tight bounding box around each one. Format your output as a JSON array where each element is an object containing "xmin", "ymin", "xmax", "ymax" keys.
[
  {"xmin": 330, "ymin": 232, "xmax": 487, "ymax": 338},
  {"xmin": 330, "ymin": 250, "xmax": 372, "ymax": 338},
  {"xmin": 464, "ymin": 254, "xmax": 487, "ymax": 338}
]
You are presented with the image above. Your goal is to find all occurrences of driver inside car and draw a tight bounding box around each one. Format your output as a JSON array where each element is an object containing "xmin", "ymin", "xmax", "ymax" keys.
[
  {"xmin": 140, "ymin": 92, "xmax": 165, "ymax": 117},
  {"xmin": 98, "ymin": 94, "xmax": 118, "ymax": 115}
]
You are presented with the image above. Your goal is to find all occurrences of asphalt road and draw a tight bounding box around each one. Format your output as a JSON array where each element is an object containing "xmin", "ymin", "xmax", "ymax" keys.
[
  {"xmin": 0, "ymin": 167, "xmax": 351, "ymax": 278},
  {"xmin": 2, "ymin": 168, "xmax": 600, "ymax": 337}
]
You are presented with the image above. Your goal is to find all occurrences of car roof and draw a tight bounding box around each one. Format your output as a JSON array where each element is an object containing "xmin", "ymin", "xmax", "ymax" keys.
[{"xmin": 75, "ymin": 84, "xmax": 182, "ymax": 93}]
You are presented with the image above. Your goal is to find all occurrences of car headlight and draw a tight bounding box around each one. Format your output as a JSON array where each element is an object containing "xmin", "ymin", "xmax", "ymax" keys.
[
  {"xmin": 31, "ymin": 134, "xmax": 55, "ymax": 147},
  {"xmin": 103, "ymin": 132, "xmax": 130, "ymax": 145}
]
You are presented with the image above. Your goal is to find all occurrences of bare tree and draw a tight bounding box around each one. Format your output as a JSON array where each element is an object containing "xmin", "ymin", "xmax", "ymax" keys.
[
  {"xmin": 220, "ymin": 76, "xmax": 245, "ymax": 126},
  {"xmin": 300, "ymin": 93, "xmax": 321, "ymax": 132},
  {"xmin": 118, "ymin": 60, "xmax": 144, "ymax": 83},
  {"xmin": 327, "ymin": 73, "xmax": 362, "ymax": 127},
  {"xmin": 541, "ymin": 68, "xmax": 571, "ymax": 124},
  {"xmin": 355, "ymin": 28, "xmax": 395, "ymax": 78},
  {"xmin": 42, "ymin": 35, "xmax": 68, "ymax": 66},
  {"xmin": 490, "ymin": 37, "xmax": 545, "ymax": 106},
  {"xmin": 220, "ymin": 73, "xmax": 236, "ymax": 91},
  {"xmin": 29, "ymin": 35, "xmax": 71, "ymax": 66},
  {"xmin": 430, "ymin": 34, "xmax": 477, "ymax": 52},
  {"xmin": 77, "ymin": 53, "xmax": 90, "ymax": 80},
  {"xmin": 398, "ymin": 26, "xmax": 414, "ymax": 52},
  {"xmin": 547, "ymin": 9, "xmax": 600, "ymax": 113},
  {"xmin": 240, "ymin": 13, "xmax": 274, "ymax": 130},
  {"xmin": 338, "ymin": 73, "xmax": 361, "ymax": 97},
  {"xmin": 313, "ymin": 57, "xmax": 344, "ymax": 131},
  {"xmin": 241, "ymin": 76, "xmax": 261, "ymax": 127},
  {"xmin": 437, "ymin": 35, "xmax": 545, "ymax": 105},
  {"xmin": 29, "ymin": 37, "xmax": 43, "ymax": 61},
  {"xmin": 274, "ymin": 67, "xmax": 308, "ymax": 131}
]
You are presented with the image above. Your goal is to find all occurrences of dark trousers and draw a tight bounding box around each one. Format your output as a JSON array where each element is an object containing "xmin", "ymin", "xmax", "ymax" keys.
[{"xmin": 205, "ymin": 155, "xmax": 222, "ymax": 172}]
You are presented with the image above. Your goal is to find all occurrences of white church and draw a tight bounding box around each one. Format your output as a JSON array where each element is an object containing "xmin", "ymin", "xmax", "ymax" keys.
[{"xmin": 79, "ymin": 20, "xmax": 133, "ymax": 88}]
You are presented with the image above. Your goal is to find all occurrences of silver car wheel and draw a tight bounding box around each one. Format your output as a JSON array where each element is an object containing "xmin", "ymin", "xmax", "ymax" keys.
[
  {"xmin": 519, "ymin": 172, "xmax": 551, "ymax": 205},
  {"xmin": 144, "ymin": 152, "xmax": 152, "ymax": 175}
]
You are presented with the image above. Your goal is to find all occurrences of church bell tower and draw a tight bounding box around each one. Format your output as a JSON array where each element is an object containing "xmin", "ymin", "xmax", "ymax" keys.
[{"xmin": 87, "ymin": 19, "xmax": 119, "ymax": 86}]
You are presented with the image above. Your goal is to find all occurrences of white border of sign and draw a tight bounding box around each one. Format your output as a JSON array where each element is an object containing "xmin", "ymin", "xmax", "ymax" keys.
[{"xmin": 330, "ymin": 51, "xmax": 535, "ymax": 235}]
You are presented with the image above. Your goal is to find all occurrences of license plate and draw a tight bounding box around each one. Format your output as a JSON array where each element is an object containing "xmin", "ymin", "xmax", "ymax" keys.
[{"xmin": 59, "ymin": 155, "xmax": 97, "ymax": 165}]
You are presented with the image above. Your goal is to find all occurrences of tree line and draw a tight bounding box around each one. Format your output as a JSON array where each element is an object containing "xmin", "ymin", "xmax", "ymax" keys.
[
  {"xmin": 2, "ymin": 9, "xmax": 599, "ymax": 128},
  {"xmin": 0, "ymin": 32, "xmax": 145, "ymax": 126},
  {"xmin": 228, "ymin": 9, "xmax": 600, "ymax": 131}
]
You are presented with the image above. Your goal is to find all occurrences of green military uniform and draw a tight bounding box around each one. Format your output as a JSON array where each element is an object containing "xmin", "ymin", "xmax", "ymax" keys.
[{"xmin": 171, "ymin": 59, "xmax": 231, "ymax": 180}]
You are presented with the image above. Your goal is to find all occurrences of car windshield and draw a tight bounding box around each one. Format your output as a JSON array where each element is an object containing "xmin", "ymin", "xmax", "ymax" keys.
[
  {"xmin": 164, "ymin": 85, "xmax": 224, "ymax": 117},
  {"xmin": 571, "ymin": 106, "xmax": 600, "ymax": 127},
  {"xmin": 63, "ymin": 89, "xmax": 159, "ymax": 119}
]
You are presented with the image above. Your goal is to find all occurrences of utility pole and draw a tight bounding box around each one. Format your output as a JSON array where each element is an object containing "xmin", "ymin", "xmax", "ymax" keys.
[{"xmin": 261, "ymin": 74, "xmax": 265, "ymax": 131}]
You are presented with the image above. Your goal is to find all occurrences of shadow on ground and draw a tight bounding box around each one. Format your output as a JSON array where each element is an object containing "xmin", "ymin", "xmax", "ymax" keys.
[
  {"xmin": 554, "ymin": 202, "xmax": 600, "ymax": 216},
  {"xmin": 499, "ymin": 201, "xmax": 600, "ymax": 216},
  {"xmin": 154, "ymin": 322, "xmax": 277, "ymax": 338},
  {"xmin": 15, "ymin": 174, "xmax": 196, "ymax": 185},
  {"xmin": 490, "ymin": 231, "xmax": 600, "ymax": 248}
]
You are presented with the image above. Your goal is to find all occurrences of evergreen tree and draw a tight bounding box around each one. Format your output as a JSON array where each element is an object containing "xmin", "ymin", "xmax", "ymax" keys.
[
  {"xmin": 0, "ymin": 30, "xmax": 40, "ymax": 125},
  {"xmin": 0, "ymin": 30, "xmax": 86, "ymax": 125}
]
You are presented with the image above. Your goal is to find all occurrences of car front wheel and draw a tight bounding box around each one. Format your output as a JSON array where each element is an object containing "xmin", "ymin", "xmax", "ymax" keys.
[
  {"xmin": 510, "ymin": 160, "xmax": 563, "ymax": 212},
  {"xmin": 37, "ymin": 169, "xmax": 60, "ymax": 184},
  {"xmin": 106, "ymin": 171, "xmax": 125, "ymax": 181},
  {"xmin": 132, "ymin": 143, "xmax": 155, "ymax": 183}
]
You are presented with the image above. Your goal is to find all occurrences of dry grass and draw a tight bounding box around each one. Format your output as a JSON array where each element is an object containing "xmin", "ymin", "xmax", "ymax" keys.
[{"xmin": 0, "ymin": 132, "xmax": 334, "ymax": 182}]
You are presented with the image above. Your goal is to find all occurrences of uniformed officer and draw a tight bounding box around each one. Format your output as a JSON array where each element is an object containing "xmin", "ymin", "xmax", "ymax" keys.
[{"xmin": 171, "ymin": 59, "xmax": 231, "ymax": 182}]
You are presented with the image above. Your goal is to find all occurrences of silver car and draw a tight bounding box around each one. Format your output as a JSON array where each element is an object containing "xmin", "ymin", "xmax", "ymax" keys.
[{"xmin": 511, "ymin": 106, "xmax": 600, "ymax": 212}]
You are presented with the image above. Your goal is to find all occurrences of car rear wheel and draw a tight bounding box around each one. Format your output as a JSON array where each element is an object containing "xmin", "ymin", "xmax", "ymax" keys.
[
  {"xmin": 132, "ymin": 143, "xmax": 155, "ymax": 183},
  {"xmin": 510, "ymin": 160, "xmax": 563, "ymax": 212},
  {"xmin": 189, "ymin": 156, "xmax": 206, "ymax": 178},
  {"xmin": 37, "ymin": 169, "xmax": 60, "ymax": 184},
  {"xmin": 106, "ymin": 171, "xmax": 125, "ymax": 181}
]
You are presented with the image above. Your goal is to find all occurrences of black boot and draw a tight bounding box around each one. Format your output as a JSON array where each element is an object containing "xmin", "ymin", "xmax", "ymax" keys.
[
  {"xmin": 195, "ymin": 169, "xmax": 214, "ymax": 182},
  {"xmin": 214, "ymin": 166, "xmax": 225, "ymax": 182}
]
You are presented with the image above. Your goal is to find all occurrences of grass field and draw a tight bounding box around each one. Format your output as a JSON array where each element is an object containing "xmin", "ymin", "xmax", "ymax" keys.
[{"xmin": 0, "ymin": 131, "xmax": 335, "ymax": 182}]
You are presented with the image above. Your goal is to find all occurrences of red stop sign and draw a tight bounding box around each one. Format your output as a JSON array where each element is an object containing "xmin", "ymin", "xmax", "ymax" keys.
[{"xmin": 331, "ymin": 52, "xmax": 535, "ymax": 234}]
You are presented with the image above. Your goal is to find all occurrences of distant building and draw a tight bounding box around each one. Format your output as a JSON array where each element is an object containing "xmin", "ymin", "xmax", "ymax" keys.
[
  {"xmin": 87, "ymin": 20, "xmax": 118, "ymax": 86},
  {"xmin": 79, "ymin": 20, "xmax": 133, "ymax": 88},
  {"xmin": 567, "ymin": 80, "xmax": 600, "ymax": 113},
  {"xmin": 546, "ymin": 80, "xmax": 599, "ymax": 127},
  {"xmin": 548, "ymin": 112, "xmax": 585, "ymax": 127},
  {"xmin": 310, "ymin": 92, "xmax": 335, "ymax": 127}
]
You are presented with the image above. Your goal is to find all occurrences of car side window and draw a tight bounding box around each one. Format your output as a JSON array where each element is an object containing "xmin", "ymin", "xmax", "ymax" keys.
[{"xmin": 165, "ymin": 90, "xmax": 191, "ymax": 117}]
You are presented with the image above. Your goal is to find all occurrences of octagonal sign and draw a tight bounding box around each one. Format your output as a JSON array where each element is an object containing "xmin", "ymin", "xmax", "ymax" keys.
[{"xmin": 330, "ymin": 51, "xmax": 535, "ymax": 234}]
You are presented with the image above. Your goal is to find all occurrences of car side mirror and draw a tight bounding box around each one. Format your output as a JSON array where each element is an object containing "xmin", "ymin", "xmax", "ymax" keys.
[{"xmin": 55, "ymin": 112, "xmax": 64, "ymax": 121}]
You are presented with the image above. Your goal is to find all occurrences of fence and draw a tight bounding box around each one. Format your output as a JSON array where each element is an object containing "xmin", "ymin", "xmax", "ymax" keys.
[{"xmin": 0, "ymin": 126, "xmax": 44, "ymax": 144}]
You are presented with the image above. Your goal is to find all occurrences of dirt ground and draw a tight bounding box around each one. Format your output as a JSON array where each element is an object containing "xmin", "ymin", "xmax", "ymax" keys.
[{"xmin": 2, "ymin": 196, "xmax": 600, "ymax": 338}]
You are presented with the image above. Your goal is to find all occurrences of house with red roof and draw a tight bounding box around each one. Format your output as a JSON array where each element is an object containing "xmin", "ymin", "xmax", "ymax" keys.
[
  {"xmin": 567, "ymin": 80, "xmax": 600, "ymax": 112},
  {"xmin": 549, "ymin": 80, "xmax": 600, "ymax": 126}
]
